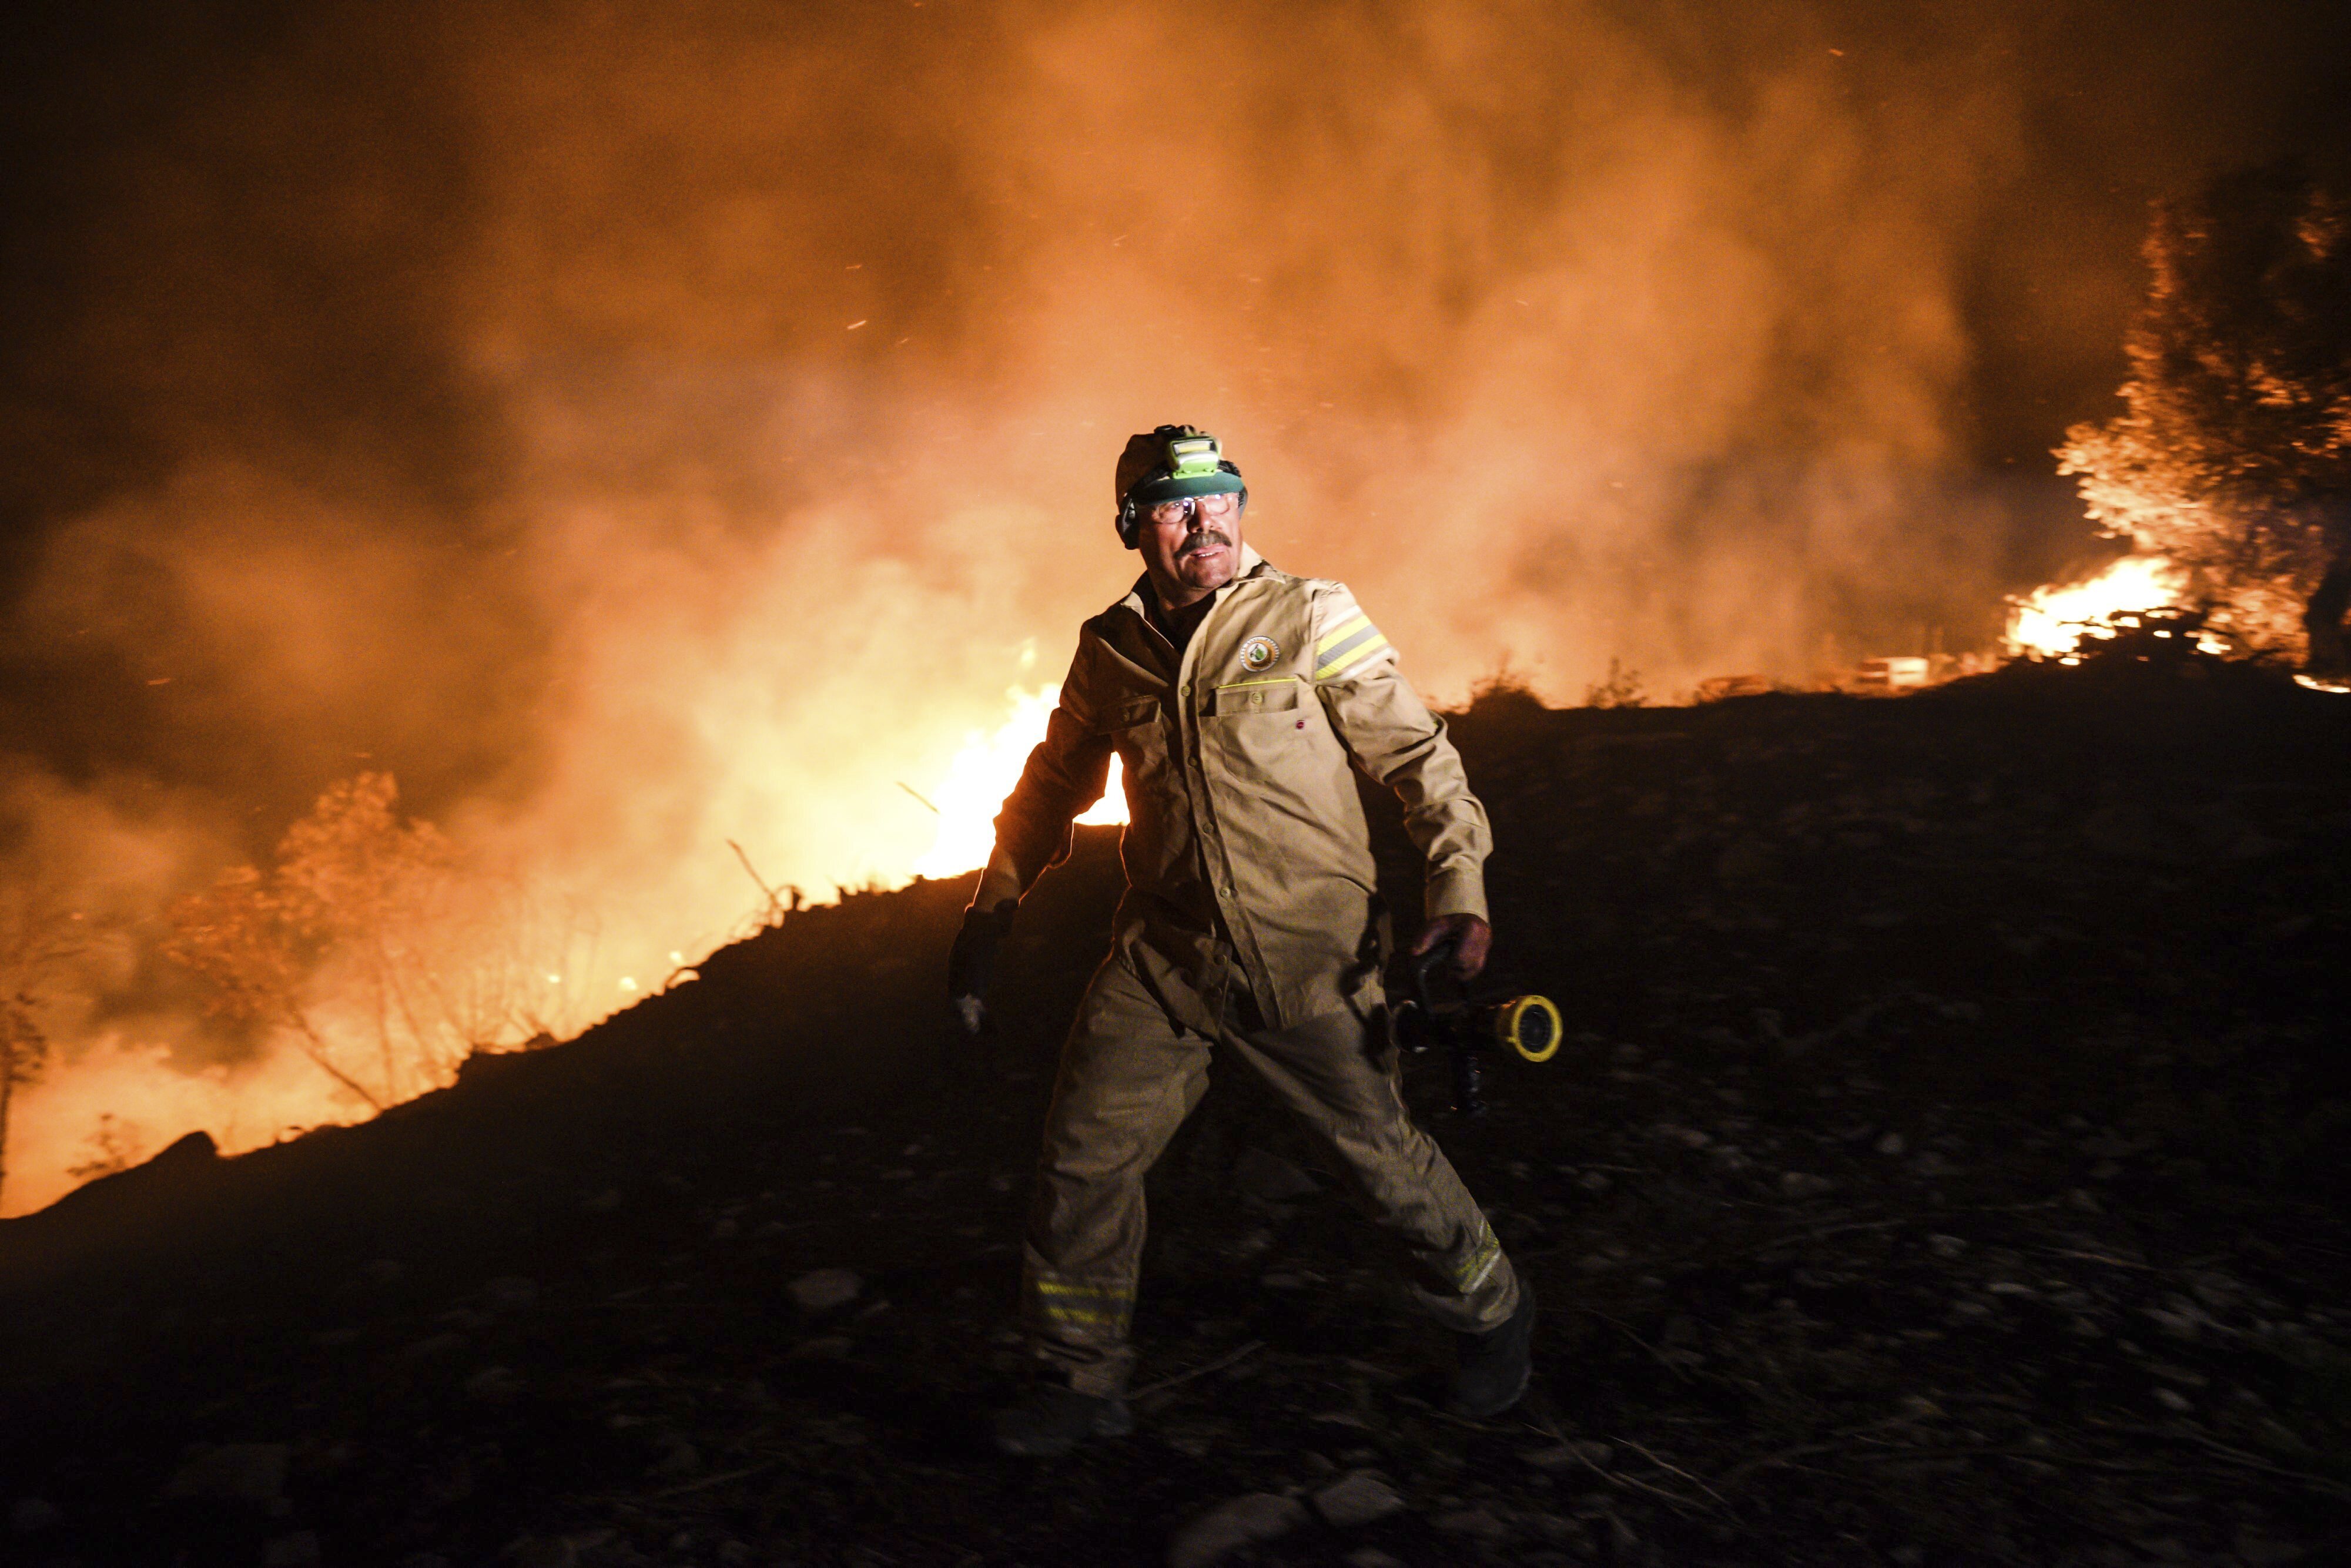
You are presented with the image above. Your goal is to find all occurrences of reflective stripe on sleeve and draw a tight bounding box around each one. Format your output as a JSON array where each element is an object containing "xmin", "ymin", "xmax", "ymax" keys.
[
  {"xmin": 1315, "ymin": 624, "xmax": 1391, "ymax": 681},
  {"xmin": 1316, "ymin": 611, "xmax": 1373, "ymax": 655}
]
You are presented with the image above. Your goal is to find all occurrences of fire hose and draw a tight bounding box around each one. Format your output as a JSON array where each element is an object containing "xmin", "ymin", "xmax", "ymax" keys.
[{"xmin": 1388, "ymin": 937, "xmax": 1562, "ymax": 1117}]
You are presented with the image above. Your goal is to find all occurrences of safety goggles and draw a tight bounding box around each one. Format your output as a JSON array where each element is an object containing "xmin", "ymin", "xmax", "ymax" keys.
[{"xmin": 1144, "ymin": 491, "xmax": 1241, "ymax": 527}]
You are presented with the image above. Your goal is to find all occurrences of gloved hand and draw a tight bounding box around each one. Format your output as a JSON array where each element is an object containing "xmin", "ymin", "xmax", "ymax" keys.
[
  {"xmin": 947, "ymin": 899, "xmax": 1019, "ymax": 1034},
  {"xmin": 1409, "ymin": 912, "xmax": 1492, "ymax": 981}
]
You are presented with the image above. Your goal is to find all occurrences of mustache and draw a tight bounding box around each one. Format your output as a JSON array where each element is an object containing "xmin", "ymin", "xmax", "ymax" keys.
[{"xmin": 1178, "ymin": 529, "xmax": 1233, "ymax": 558}]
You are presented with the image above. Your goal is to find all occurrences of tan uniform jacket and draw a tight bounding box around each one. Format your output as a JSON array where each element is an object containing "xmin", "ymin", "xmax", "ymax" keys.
[{"xmin": 976, "ymin": 547, "xmax": 1491, "ymax": 1033}]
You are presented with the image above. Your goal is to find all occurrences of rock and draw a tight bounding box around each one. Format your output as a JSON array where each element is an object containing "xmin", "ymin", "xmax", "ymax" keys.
[
  {"xmin": 1166, "ymin": 1493, "xmax": 1308, "ymax": 1568},
  {"xmin": 648, "ymin": 1436, "xmax": 701, "ymax": 1479},
  {"xmin": 1714, "ymin": 837, "xmax": 1778, "ymax": 882},
  {"xmin": 1432, "ymin": 1505, "xmax": 1513, "ymax": 1542},
  {"xmin": 1656, "ymin": 1124, "xmax": 1711, "ymax": 1150},
  {"xmin": 2235, "ymin": 1526, "xmax": 2311, "ymax": 1564},
  {"xmin": 1779, "ymin": 1171, "xmax": 1837, "ymax": 1198},
  {"xmin": 402, "ymin": 1332, "xmax": 470, "ymax": 1361},
  {"xmin": 1311, "ymin": 1470, "xmax": 1405, "ymax": 1529},
  {"xmin": 1874, "ymin": 1131, "xmax": 1908, "ymax": 1157},
  {"xmin": 1526, "ymin": 1512, "xmax": 1589, "ymax": 1546},
  {"xmin": 264, "ymin": 1531, "xmax": 322, "ymax": 1567},
  {"xmin": 163, "ymin": 1442, "xmax": 290, "ymax": 1503},
  {"xmin": 1927, "ymin": 1234, "xmax": 1968, "ymax": 1259},
  {"xmin": 502, "ymin": 1537, "xmax": 578, "ymax": 1568},
  {"xmin": 465, "ymin": 1366, "xmax": 525, "ymax": 1401},
  {"xmin": 11, "ymin": 1497, "xmax": 61, "ymax": 1533},
  {"xmin": 482, "ymin": 1276, "xmax": 539, "ymax": 1311},
  {"xmin": 582, "ymin": 1188, "xmax": 624, "ymax": 1212},
  {"xmin": 2153, "ymin": 1386, "xmax": 2193, "ymax": 1413},
  {"xmin": 362, "ymin": 1258, "xmax": 407, "ymax": 1286},
  {"xmin": 787, "ymin": 1335, "xmax": 854, "ymax": 1361},
  {"xmin": 1520, "ymin": 1440, "xmax": 1613, "ymax": 1470},
  {"xmin": 788, "ymin": 1268, "xmax": 863, "ymax": 1314},
  {"xmin": 1344, "ymin": 1552, "xmax": 1406, "ymax": 1568}
]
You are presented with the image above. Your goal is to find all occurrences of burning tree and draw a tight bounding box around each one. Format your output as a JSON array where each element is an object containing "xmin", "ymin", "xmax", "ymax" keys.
[
  {"xmin": 169, "ymin": 773, "xmax": 578, "ymax": 1111},
  {"xmin": 0, "ymin": 889, "xmax": 83, "ymax": 1208},
  {"xmin": 2057, "ymin": 161, "xmax": 2351, "ymax": 669},
  {"xmin": 0, "ymin": 990, "xmax": 51, "ymax": 1209}
]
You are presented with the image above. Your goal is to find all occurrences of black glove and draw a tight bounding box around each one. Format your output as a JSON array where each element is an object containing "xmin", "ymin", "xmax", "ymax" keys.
[{"xmin": 947, "ymin": 900, "xmax": 1018, "ymax": 1034}]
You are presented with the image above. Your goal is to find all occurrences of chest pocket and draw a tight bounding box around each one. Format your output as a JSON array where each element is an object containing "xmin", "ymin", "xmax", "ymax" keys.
[{"xmin": 1206, "ymin": 680, "xmax": 1304, "ymax": 716}]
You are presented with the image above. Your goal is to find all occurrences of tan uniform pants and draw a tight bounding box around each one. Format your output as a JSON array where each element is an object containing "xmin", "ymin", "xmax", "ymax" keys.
[{"xmin": 1022, "ymin": 955, "xmax": 1520, "ymax": 1397}]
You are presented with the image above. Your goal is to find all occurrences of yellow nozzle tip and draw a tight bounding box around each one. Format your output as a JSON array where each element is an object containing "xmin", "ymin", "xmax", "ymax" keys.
[{"xmin": 1502, "ymin": 995, "xmax": 1563, "ymax": 1063}]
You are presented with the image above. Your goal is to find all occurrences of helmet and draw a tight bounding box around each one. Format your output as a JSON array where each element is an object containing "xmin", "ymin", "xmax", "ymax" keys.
[{"xmin": 1113, "ymin": 424, "xmax": 1247, "ymax": 548}]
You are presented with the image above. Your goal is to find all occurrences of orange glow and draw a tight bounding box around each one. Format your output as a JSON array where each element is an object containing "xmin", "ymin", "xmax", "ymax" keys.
[
  {"xmin": 912, "ymin": 686, "xmax": 1127, "ymax": 879},
  {"xmin": 3, "ymin": 4, "xmax": 2165, "ymax": 1218}
]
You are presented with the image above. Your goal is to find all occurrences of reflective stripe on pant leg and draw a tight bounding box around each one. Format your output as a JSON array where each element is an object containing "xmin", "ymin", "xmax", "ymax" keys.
[
  {"xmin": 1022, "ymin": 956, "xmax": 1210, "ymax": 1397},
  {"xmin": 1225, "ymin": 1000, "xmax": 1519, "ymax": 1332}
]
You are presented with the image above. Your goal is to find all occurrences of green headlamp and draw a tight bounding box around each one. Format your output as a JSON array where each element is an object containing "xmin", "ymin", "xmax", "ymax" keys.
[
  {"xmin": 1114, "ymin": 424, "xmax": 1248, "ymax": 548},
  {"xmin": 1163, "ymin": 432, "xmax": 1225, "ymax": 483}
]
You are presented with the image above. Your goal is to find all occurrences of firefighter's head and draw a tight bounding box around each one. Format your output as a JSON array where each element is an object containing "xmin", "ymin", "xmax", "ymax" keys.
[{"xmin": 1115, "ymin": 424, "xmax": 1247, "ymax": 601}]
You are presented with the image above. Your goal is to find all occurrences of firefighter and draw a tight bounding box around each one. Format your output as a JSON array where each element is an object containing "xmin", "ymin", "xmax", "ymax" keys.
[{"xmin": 949, "ymin": 425, "xmax": 1535, "ymax": 1456}]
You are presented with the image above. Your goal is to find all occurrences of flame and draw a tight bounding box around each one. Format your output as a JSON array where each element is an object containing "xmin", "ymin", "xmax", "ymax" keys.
[
  {"xmin": 0, "ymin": 684, "xmax": 1124, "ymax": 1219},
  {"xmin": 2004, "ymin": 557, "xmax": 2188, "ymax": 659},
  {"xmin": 911, "ymin": 686, "xmax": 1126, "ymax": 879}
]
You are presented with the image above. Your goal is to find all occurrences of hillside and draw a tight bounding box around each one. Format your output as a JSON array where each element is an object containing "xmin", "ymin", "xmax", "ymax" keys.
[{"xmin": 4, "ymin": 656, "xmax": 2349, "ymax": 1567}]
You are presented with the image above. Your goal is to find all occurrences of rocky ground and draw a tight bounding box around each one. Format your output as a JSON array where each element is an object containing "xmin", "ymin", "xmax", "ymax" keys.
[{"xmin": 4, "ymin": 649, "xmax": 2349, "ymax": 1568}]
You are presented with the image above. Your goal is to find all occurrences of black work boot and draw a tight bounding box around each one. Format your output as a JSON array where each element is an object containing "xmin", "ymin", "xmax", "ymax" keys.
[
  {"xmin": 990, "ymin": 1382, "xmax": 1135, "ymax": 1457},
  {"xmin": 1451, "ymin": 1282, "xmax": 1537, "ymax": 1418}
]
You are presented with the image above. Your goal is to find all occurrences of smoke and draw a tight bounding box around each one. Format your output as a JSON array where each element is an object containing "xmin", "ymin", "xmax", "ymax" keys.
[{"xmin": 2, "ymin": 0, "xmax": 2342, "ymax": 1212}]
